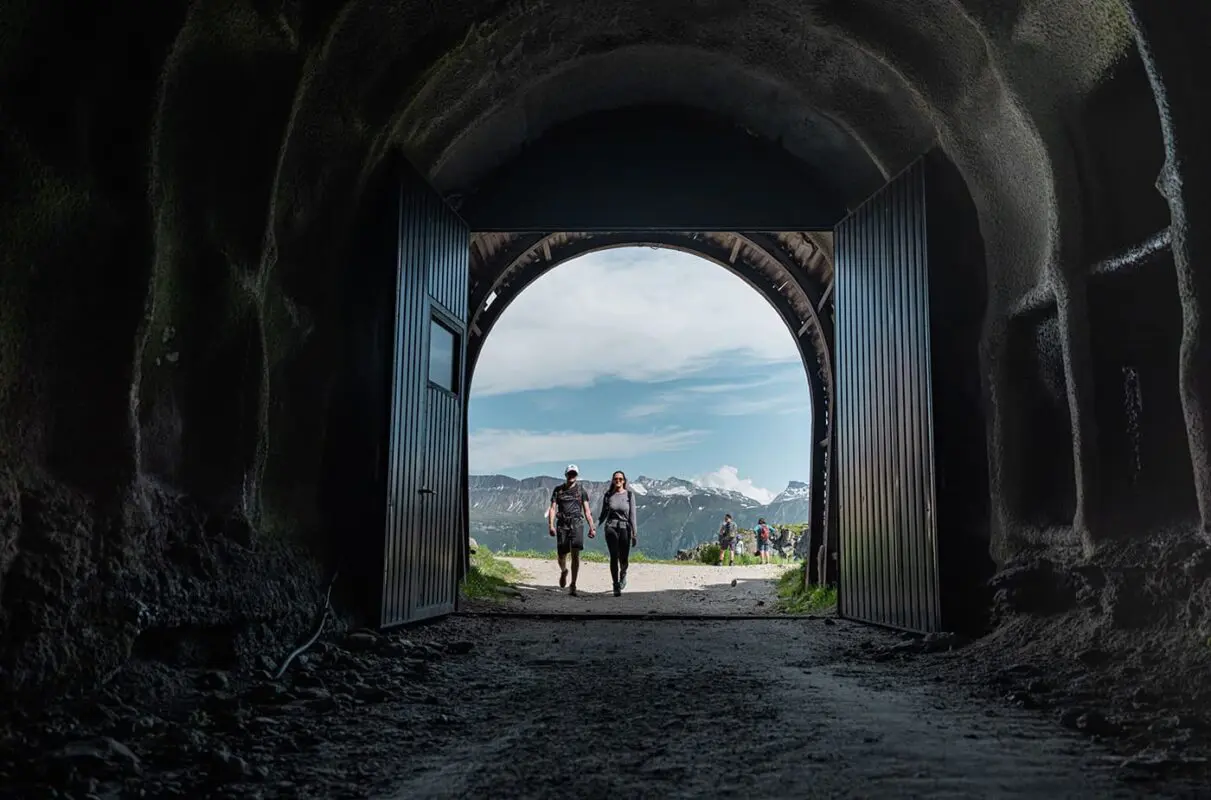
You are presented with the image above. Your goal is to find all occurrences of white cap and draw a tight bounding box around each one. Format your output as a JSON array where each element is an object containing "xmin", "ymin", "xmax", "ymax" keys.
[{"xmin": 565, "ymin": 464, "xmax": 579, "ymax": 476}]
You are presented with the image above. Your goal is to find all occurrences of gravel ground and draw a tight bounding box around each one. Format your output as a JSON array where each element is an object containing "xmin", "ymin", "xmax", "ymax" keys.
[
  {"xmin": 495, "ymin": 556, "xmax": 791, "ymax": 615},
  {"xmin": 2, "ymin": 613, "xmax": 1200, "ymax": 799}
]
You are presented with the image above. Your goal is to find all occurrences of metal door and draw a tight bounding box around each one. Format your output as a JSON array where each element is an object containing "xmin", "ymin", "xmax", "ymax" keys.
[
  {"xmin": 381, "ymin": 159, "xmax": 470, "ymax": 627},
  {"xmin": 834, "ymin": 157, "xmax": 942, "ymax": 632}
]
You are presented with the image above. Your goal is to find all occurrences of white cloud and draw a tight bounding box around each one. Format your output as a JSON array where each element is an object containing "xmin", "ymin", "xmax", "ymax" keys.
[
  {"xmin": 708, "ymin": 391, "xmax": 804, "ymax": 417},
  {"xmin": 620, "ymin": 368, "xmax": 810, "ymax": 420},
  {"xmin": 694, "ymin": 465, "xmax": 776, "ymax": 504},
  {"xmin": 621, "ymin": 402, "xmax": 673, "ymax": 419},
  {"xmin": 469, "ymin": 427, "xmax": 705, "ymax": 473},
  {"xmin": 471, "ymin": 248, "xmax": 801, "ymax": 397}
]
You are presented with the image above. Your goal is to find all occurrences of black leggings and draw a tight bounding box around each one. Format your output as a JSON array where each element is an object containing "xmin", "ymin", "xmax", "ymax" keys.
[{"xmin": 605, "ymin": 525, "xmax": 632, "ymax": 584}]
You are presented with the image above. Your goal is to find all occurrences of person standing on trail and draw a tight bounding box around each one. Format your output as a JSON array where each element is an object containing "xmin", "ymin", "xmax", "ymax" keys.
[
  {"xmin": 755, "ymin": 518, "xmax": 774, "ymax": 564},
  {"xmin": 548, "ymin": 464, "xmax": 595, "ymax": 596},
  {"xmin": 717, "ymin": 513, "xmax": 737, "ymax": 566},
  {"xmin": 598, "ymin": 470, "xmax": 638, "ymax": 597}
]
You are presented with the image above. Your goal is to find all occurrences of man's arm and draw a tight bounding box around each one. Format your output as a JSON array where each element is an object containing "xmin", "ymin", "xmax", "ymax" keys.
[
  {"xmin": 548, "ymin": 493, "xmax": 557, "ymax": 535},
  {"xmin": 582, "ymin": 487, "xmax": 596, "ymax": 536}
]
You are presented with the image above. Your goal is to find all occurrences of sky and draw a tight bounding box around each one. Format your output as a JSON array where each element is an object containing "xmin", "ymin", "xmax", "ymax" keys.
[{"xmin": 467, "ymin": 247, "xmax": 813, "ymax": 504}]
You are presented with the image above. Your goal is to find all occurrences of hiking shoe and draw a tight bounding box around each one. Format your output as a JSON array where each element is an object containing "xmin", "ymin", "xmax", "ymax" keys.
[
  {"xmin": 620, "ymin": 573, "xmax": 628, "ymax": 590},
  {"xmin": 559, "ymin": 569, "xmax": 568, "ymax": 588},
  {"xmin": 569, "ymin": 585, "xmax": 577, "ymax": 597},
  {"xmin": 613, "ymin": 582, "xmax": 621, "ymax": 597}
]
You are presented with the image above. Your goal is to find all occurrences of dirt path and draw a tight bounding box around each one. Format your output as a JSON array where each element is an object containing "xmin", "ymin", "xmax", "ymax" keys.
[
  {"xmin": 5, "ymin": 615, "xmax": 1194, "ymax": 798},
  {"xmin": 496, "ymin": 557, "xmax": 791, "ymax": 615},
  {"xmin": 386, "ymin": 618, "xmax": 1162, "ymax": 799}
]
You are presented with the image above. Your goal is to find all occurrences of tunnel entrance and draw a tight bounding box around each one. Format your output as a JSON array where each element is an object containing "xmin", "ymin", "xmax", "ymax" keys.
[
  {"xmin": 462, "ymin": 244, "xmax": 821, "ymax": 617},
  {"xmin": 326, "ymin": 144, "xmax": 990, "ymax": 635}
]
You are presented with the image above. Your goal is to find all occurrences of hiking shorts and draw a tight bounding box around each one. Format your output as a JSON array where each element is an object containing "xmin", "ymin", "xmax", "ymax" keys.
[
  {"xmin": 719, "ymin": 537, "xmax": 733, "ymax": 552},
  {"xmin": 758, "ymin": 540, "xmax": 771, "ymax": 553},
  {"xmin": 556, "ymin": 520, "xmax": 585, "ymax": 555}
]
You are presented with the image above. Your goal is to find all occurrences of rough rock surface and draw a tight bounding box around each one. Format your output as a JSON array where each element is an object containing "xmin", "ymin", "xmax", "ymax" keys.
[
  {"xmin": 844, "ymin": 532, "xmax": 1211, "ymax": 788},
  {"xmin": 0, "ymin": 474, "xmax": 322, "ymax": 698}
]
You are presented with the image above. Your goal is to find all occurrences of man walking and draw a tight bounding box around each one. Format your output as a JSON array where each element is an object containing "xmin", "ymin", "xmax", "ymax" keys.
[
  {"xmin": 717, "ymin": 513, "xmax": 737, "ymax": 566},
  {"xmin": 548, "ymin": 464, "xmax": 595, "ymax": 595}
]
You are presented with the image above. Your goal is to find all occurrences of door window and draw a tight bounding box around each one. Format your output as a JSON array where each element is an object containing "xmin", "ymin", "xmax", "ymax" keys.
[{"xmin": 428, "ymin": 315, "xmax": 460, "ymax": 394}]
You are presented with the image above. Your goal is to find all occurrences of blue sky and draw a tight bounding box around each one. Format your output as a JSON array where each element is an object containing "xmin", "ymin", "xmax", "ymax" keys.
[{"xmin": 467, "ymin": 247, "xmax": 813, "ymax": 503}]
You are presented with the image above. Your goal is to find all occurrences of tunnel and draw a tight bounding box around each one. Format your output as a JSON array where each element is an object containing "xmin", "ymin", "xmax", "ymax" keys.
[{"xmin": 2, "ymin": 0, "xmax": 1211, "ymax": 794}]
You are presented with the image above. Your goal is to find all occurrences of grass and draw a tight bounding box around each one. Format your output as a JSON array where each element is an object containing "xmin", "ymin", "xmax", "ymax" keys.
[
  {"xmin": 773, "ymin": 565, "xmax": 838, "ymax": 614},
  {"xmin": 699, "ymin": 544, "xmax": 798, "ymax": 567},
  {"xmin": 461, "ymin": 547, "xmax": 524, "ymax": 601}
]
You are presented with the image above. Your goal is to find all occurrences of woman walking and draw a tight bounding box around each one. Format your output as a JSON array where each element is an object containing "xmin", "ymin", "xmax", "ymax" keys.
[{"xmin": 598, "ymin": 470, "xmax": 638, "ymax": 596}]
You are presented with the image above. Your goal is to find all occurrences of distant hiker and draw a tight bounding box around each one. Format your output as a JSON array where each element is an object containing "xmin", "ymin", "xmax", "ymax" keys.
[
  {"xmin": 717, "ymin": 513, "xmax": 737, "ymax": 566},
  {"xmin": 548, "ymin": 464, "xmax": 595, "ymax": 596},
  {"xmin": 598, "ymin": 470, "xmax": 638, "ymax": 597},
  {"xmin": 733, "ymin": 535, "xmax": 745, "ymax": 560},
  {"xmin": 755, "ymin": 518, "xmax": 774, "ymax": 564}
]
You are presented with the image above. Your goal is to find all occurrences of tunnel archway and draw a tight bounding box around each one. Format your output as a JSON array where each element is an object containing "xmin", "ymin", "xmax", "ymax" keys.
[
  {"xmin": 463, "ymin": 232, "xmax": 835, "ymax": 583},
  {"xmin": 4, "ymin": 0, "xmax": 1208, "ymax": 713}
]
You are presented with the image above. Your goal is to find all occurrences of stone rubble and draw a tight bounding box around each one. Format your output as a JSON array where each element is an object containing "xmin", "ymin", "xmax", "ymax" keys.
[{"xmin": 0, "ymin": 624, "xmax": 485, "ymax": 799}]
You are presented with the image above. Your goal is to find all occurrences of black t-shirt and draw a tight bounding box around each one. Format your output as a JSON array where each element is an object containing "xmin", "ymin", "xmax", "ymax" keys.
[{"xmin": 551, "ymin": 482, "xmax": 590, "ymax": 523}]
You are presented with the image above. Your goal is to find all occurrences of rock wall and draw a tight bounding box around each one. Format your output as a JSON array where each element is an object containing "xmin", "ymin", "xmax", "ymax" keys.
[{"xmin": 1, "ymin": 0, "xmax": 1209, "ymax": 696}]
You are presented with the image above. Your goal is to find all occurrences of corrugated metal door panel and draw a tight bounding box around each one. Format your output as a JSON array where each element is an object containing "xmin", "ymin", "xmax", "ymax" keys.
[
  {"xmin": 413, "ymin": 390, "xmax": 462, "ymax": 618},
  {"xmin": 381, "ymin": 158, "xmax": 470, "ymax": 627},
  {"xmin": 898, "ymin": 173, "xmax": 926, "ymax": 632},
  {"xmin": 835, "ymin": 157, "xmax": 941, "ymax": 633},
  {"xmin": 383, "ymin": 179, "xmax": 424, "ymax": 626}
]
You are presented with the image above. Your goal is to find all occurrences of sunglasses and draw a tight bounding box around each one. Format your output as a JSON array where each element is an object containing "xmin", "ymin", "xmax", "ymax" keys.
[{"xmin": 613, "ymin": 477, "xmax": 625, "ymax": 482}]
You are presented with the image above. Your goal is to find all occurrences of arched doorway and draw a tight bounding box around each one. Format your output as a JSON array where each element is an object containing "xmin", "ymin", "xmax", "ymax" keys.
[{"xmin": 464, "ymin": 231, "xmax": 835, "ymax": 589}]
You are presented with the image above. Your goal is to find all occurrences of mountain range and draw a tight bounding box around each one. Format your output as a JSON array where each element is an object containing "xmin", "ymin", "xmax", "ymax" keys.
[{"xmin": 468, "ymin": 474, "xmax": 811, "ymax": 559}]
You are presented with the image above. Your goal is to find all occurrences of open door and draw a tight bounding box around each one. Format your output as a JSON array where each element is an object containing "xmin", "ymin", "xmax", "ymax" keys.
[
  {"xmin": 833, "ymin": 152, "xmax": 991, "ymax": 634},
  {"xmin": 327, "ymin": 151, "xmax": 470, "ymax": 629},
  {"xmin": 379, "ymin": 160, "xmax": 470, "ymax": 627},
  {"xmin": 834, "ymin": 157, "xmax": 941, "ymax": 632}
]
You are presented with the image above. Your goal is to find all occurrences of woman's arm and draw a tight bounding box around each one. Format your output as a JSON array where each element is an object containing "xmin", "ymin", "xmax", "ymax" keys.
[{"xmin": 628, "ymin": 490, "xmax": 638, "ymax": 540}]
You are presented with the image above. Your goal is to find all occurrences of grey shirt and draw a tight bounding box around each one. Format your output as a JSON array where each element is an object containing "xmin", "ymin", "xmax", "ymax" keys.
[{"xmin": 598, "ymin": 489, "xmax": 637, "ymax": 535}]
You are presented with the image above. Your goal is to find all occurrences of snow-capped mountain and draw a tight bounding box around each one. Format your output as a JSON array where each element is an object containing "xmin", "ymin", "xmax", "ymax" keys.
[
  {"xmin": 628, "ymin": 476, "xmax": 758, "ymax": 506},
  {"xmin": 468, "ymin": 473, "xmax": 809, "ymax": 558},
  {"xmin": 770, "ymin": 480, "xmax": 811, "ymax": 504}
]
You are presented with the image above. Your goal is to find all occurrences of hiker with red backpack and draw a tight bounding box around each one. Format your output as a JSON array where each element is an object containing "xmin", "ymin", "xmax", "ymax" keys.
[{"xmin": 755, "ymin": 517, "xmax": 774, "ymax": 564}]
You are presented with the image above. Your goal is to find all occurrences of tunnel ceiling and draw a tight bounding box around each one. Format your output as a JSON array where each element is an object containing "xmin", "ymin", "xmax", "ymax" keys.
[{"xmin": 243, "ymin": 0, "xmax": 1137, "ymax": 307}]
